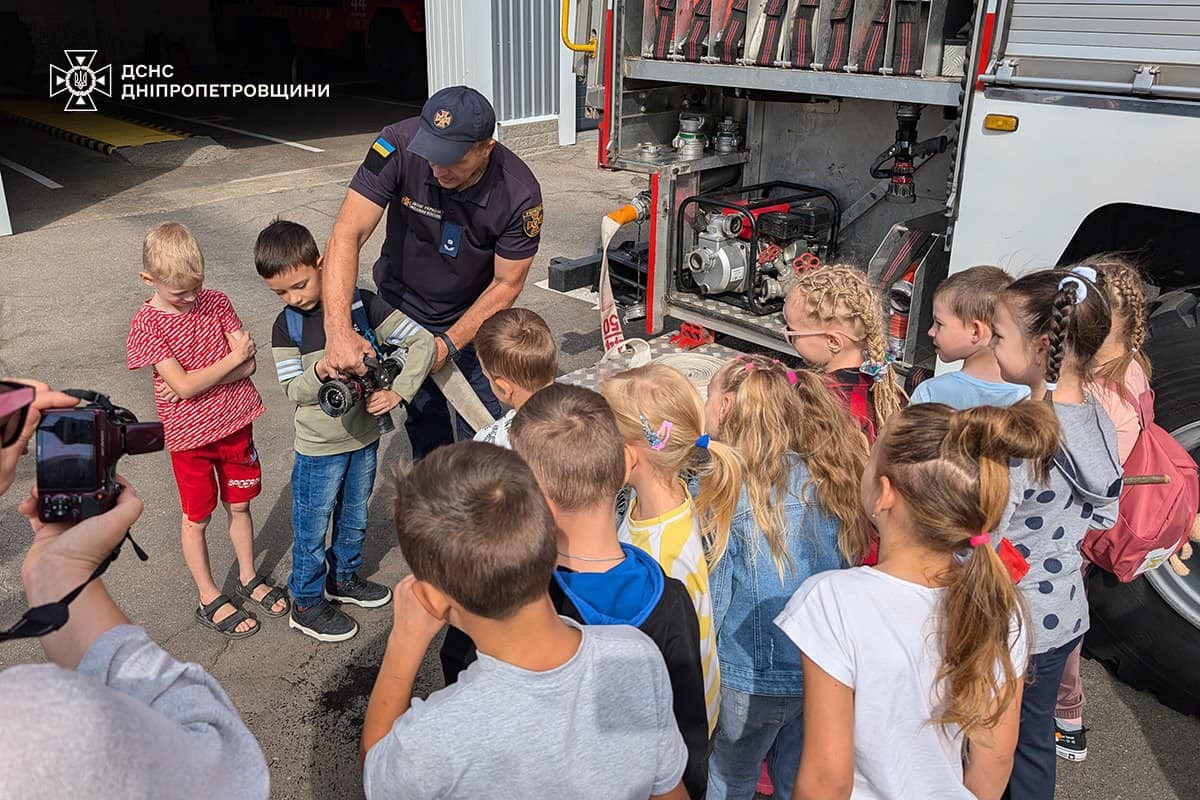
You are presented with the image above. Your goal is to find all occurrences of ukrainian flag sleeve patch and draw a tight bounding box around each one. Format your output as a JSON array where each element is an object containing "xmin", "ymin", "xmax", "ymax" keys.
[{"xmin": 364, "ymin": 136, "xmax": 395, "ymax": 175}]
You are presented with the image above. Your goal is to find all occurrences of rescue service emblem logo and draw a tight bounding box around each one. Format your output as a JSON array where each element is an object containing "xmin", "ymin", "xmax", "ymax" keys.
[
  {"xmin": 522, "ymin": 204, "xmax": 544, "ymax": 238},
  {"xmin": 434, "ymin": 109, "xmax": 453, "ymax": 129},
  {"xmin": 49, "ymin": 50, "xmax": 112, "ymax": 112}
]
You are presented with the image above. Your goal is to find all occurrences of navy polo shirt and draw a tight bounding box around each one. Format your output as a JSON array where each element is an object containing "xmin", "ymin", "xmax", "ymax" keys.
[{"xmin": 348, "ymin": 118, "xmax": 543, "ymax": 328}]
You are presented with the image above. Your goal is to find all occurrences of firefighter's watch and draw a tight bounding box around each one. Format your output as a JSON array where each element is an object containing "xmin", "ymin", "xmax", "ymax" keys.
[{"xmin": 436, "ymin": 332, "xmax": 460, "ymax": 362}]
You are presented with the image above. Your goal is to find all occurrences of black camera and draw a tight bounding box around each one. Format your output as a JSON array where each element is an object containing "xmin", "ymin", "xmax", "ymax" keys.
[
  {"xmin": 318, "ymin": 354, "xmax": 405, "ymax": 433},
  {"xmin": 36, "ymin": 392, "xmax": 164, "ymax": 523}
]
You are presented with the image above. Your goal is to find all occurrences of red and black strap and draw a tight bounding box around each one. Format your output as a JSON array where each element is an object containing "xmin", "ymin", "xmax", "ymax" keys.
[
  {"xmin": 716, "ymin": 0, "xmax": 749, "ymax": 63},
  {"xmin": 653, "ymin": 0, "xmax": 678, "ymax": 59},
  {"xmin": 788, "ymin": 0, "xmax": 820, "ymax": 68},
  {"xmin": 861, "ymin": 0, "xmax": 891, "ymax": 73},
  {"xmin": 680, "ymin": 0, "xmax": 713, "ymax": 61},
  {"xmin": 754, "ymin": 0, "xmax": 790, "ymax": 66},
  {"xmin": 825, "ymin": 0, "xmax": 854, "ymax": 70},
  {"xmin": 893, "ymin": 0, "xmax": 923, "ymax": 75}
]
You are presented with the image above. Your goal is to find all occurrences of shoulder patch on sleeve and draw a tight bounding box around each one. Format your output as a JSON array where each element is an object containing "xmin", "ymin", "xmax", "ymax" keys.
[
  {"xmin": 521, "ymin": 204, "xmax": 543, "ymax": 238},
  {"xmin": 364, "ymin": 136, "xmax": 396, "ymax": 175}
]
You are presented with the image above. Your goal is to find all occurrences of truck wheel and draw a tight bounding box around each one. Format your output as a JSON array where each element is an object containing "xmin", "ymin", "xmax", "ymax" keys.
[{"xmin": 1083, "ymin": 285, "xmax": 1200, "ymax": 716}]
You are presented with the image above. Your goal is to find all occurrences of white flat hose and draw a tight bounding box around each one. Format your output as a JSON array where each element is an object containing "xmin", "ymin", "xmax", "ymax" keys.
[
  {"xmin": 599, "ymin": 214, "xmax": 627, "ymax": 353},
  {"xmin": 432, "ymin": 362, "xmax": 496, "ymax": 433}
]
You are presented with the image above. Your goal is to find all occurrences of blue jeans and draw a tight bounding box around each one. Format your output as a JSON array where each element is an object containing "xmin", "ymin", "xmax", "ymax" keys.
[
  {"xmin": 405, "ymin": 337, "xmax": 502, "ymax": 459},
  {"xmin": 1005, "ymin": 636, "xmax": 1083, "ymax": 800},
  {"xmin": 288, "ymin": 440, "xmax": 379, "ymax": 607},
  {"xmin": 708, "ymin": 688, "xmax": 804, "ymax": 800}
]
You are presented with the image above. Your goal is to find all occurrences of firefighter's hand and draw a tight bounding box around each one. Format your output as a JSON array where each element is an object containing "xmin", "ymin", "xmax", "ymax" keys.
[
  {"xmin": 325, "ymin": 326, "xmax": 373, "ymax": 378},
  {"xmin": 431, "ymin": 337, "xmax": 450, "ymax": 374},
  {"xmin": 366, "ymin": 389, "xmax": 402, "ymax": 416}
]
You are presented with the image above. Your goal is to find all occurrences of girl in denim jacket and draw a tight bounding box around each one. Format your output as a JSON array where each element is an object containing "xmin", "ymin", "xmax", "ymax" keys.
[{"xmin": 702, "ymin": 355, "xmax": 870, "ymax": 800}]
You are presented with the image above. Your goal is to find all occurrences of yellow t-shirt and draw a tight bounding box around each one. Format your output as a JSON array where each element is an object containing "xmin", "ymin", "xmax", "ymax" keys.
[{"xmin": 619, "ymin": 483, "xmax": 720, "ymax": 733}]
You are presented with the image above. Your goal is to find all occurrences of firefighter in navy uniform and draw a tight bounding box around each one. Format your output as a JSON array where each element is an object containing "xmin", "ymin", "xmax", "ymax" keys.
[{"xmin": 322, "ymin": 85, "xmax": 543, "ymax": 457}]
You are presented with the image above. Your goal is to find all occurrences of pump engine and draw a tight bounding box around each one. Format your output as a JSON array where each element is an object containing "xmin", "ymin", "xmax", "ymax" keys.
[{"xmin": 678, "ymin": 183, "xmax": 840, "ymax": 315}]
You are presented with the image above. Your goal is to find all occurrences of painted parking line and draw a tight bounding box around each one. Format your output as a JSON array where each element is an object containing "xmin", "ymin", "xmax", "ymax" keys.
[
  {"xmin": 229, "ymin": 160, "xmax": 361, "ymax": 184},
  {"xmin": 534, "ymin": 278, "xmax": 599, "ymax": 309},
  {"xmin": 339, "ymin": 93, "xmax": 424, "ymax": 108},
  {"xmin": 0, "ymin": 156, "xmax": 63, "ymax": 189},
  {"xmin": 113, "ymin": 102, "xmax": 324, "ymax": 153}
]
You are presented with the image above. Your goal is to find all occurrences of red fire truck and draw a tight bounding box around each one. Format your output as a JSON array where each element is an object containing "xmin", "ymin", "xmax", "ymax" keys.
[{"xmin": 564, "ymin": 0, "xmax": 1200, "ymax": 713}]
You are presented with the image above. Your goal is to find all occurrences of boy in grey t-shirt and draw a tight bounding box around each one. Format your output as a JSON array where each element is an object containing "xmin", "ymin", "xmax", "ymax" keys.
[{"xmin": 361, "ymin": 441, "xmax": 688, "ymax": 800}]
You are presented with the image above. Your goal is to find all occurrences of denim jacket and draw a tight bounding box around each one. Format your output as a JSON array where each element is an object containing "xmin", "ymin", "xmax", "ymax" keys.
[{"xmin": 710, "ymin": 455, "xmax": 846, "ymax": 696}]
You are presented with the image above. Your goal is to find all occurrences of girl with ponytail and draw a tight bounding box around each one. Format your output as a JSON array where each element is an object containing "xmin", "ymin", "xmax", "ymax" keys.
[
  {"xmin": 601, "ymin": 363, "xmax": 744, "ymax": 736},
  {"xmin": 701, "ymin": 355, "xmax": 868, "ymax": 800},
  {"xmin": 777, "ymin": 401, "xmax": 1056, "ymax": 800},
  {"xmin": 989, "ymin": 267, "xmax": 1123, "ymax": 798},
  {"xmin": 783, "ymin": 265, "xmax": 904, "ymax": 442}
]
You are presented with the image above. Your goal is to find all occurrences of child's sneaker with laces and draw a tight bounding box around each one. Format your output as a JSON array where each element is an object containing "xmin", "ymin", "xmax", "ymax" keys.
[
  {"xmin": 290, "ymin": 599, "xmax": 358, "ymax": 642},
  {"xmin": 1055, "ymin": 722, "xmax": 1088, "ymax": 762},
  {"xmin": 324, "ymin": 574, "xmax": 393, "ymax": 608}
]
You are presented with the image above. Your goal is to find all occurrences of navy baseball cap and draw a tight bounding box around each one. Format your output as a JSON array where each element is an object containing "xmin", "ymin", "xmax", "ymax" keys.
[{"xmin": 407, "ymin": 86, "xmax": 497, "ymax": 167}]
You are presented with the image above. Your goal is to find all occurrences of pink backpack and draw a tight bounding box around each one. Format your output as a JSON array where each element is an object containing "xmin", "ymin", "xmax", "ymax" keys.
[{"xmin": 1083, "ymin": 389, "xmax": 1200, "ymax": 581}]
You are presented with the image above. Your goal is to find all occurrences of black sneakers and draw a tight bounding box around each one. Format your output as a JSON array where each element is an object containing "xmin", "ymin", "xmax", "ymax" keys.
[
  {"xmin": 325, "ymin": 574, "xmax": 393, "ymax": 608},
  {"xmin": 290, "ymin": 599, "xmax": 358, "ymax": 643},
  {"xmin": 1055, "ymin": 722, "xmax": 1088, "ymax": 762}
]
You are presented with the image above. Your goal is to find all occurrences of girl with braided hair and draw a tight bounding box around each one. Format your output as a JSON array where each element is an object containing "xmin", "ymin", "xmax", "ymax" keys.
[
  {"xmin": 700, "ymin": 355, "xmax": 869, "ymax": 799},
  {"xmin": 990, "ymin": 267, "xmax": 1123, "ymax": 799},
  {"xmin": 776, "ymin": 401, "xmax": 1053, "ymax": 799},
  {"xmin": 783, "ymin": 266, "xmax": 903, "ymax": 442}
]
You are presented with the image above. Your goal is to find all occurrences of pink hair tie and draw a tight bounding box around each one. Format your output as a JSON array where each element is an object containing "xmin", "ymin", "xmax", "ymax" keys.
[
  {"xmin": 786, "ymin": 370, "xmax": 798, "ymax": 385},
  {"xmin": 969, "ymin": 533, "xmax": 991, "ymax": 548}
]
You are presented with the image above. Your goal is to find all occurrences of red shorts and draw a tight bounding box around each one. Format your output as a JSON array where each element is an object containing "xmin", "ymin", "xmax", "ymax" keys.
[{"xmin": 169, "ymin": 424, "xmax": 262, "ymax": 522}]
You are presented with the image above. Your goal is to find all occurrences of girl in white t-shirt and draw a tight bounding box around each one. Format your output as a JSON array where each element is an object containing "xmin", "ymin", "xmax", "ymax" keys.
[{"xmin": 776, "ymin": 401, "xmax": 1057, "ymax": 799}]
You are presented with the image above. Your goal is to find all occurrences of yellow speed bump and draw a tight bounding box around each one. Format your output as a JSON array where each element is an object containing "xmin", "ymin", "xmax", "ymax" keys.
[{"xmin": 0, "ymin": 100, "xmax": 188, "ymax": 155}]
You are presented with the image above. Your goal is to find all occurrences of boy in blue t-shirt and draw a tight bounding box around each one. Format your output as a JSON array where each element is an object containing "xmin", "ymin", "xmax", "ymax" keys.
[{"xmin": 911, "ymin": 265, "xmax": 1030, "ymax": 409}]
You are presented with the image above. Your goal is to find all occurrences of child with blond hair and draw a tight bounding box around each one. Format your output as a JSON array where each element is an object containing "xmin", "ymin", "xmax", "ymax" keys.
[
  {"xmin": 601, "ymin": 363, "xmax": 743, "ymax": 735},
  {"xmin": 783, "ymin": 265, "xmax": 903, "ymax": 440},
  {"xmin": 702, "ymin": 355, "xmax": 869, "ymax": 799},
  {"xmin": 472, "ymin": 307, "xmax": 558, "ymax": 448},
  {"xmin": 127, "ymin": 222, "xmax": 285, "ymax": 638}
]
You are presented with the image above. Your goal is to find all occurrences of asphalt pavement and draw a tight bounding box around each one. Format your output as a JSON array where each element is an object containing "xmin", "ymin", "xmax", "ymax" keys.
[{"xmin": 0, "ymin": 89, "xmax": 1196, "ymax": 799}]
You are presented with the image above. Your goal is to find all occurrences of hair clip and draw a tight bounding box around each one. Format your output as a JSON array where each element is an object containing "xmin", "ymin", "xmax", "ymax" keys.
[
  {"xmin": 639, "ymin": 413, "xmax": 673, "ymax": 451},
  {"xmin": 1058, "ymin": 265, "xmax": 1098, "ymax": 305},
  {"xmin": 969, "ymin": 533, "xmax": 990, "ymax": 548},
  {"xmin": 695, "ymin": 434, "xmax": 710, "ymax": 450},
  {"xmin": 859, "ymin": 357, "xmax": 893, "ymax": 383}
]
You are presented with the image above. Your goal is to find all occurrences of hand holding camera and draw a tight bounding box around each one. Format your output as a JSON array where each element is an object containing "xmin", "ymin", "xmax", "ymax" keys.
[{"xmin": 19, "ymin": 477, "xmax": 143, "ymax": 612}]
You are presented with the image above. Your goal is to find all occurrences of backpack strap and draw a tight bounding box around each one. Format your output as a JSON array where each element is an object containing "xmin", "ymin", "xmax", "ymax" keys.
[
  {"xmin": 287, "ymin": 288, "xmax": 381, "ymax": 359},
  {"xmin": 349, "ymin": 288, "xmax": 385, "ymax": 358},
  {"xmin": 1135, "ymin": 387, "xmax": 1156, "ymax": 429},
  {"xmin": 284, "ymin": 306, "xmax": 304, "ymax": 348}
]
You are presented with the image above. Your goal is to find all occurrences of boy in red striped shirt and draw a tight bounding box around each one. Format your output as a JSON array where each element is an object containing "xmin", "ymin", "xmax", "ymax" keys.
[{"xmin": 127, "ymin": 222, "xmax": 287, "ymax": 639}]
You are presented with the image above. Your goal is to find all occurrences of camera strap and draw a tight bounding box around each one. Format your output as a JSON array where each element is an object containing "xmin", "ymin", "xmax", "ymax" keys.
[{"xmin": 0, "ymin": 531, "xmax": 148, "ymax": 643}]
